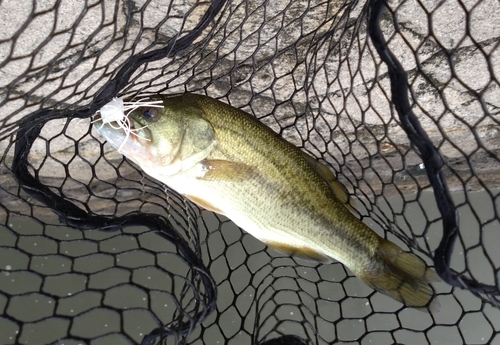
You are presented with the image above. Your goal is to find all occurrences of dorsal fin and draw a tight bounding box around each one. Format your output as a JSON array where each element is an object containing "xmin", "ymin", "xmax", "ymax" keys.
[{"xmin": 300, "ymin": 151, "xmax": 358, "ymax": 215}]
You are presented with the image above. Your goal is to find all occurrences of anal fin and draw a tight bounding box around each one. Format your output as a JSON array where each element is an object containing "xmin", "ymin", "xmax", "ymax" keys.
[
  {"xmin": 265, "ymin": 241, "xmax": 331, "ymax": 263},
  {"xmin": 184, "ymin": 194, "xmax": 225, "ymax": 216}
]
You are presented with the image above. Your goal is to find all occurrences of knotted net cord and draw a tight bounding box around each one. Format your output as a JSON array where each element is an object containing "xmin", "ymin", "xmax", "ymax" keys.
[{"xmin": 368, "ymin": 0, "xmax": 499, "ymax": 299}]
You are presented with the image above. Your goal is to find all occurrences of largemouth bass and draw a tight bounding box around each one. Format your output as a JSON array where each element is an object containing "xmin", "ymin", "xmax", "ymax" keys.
[{"xmin": 95, "ymin": 93, "xmax": 439, "ymax": 309}]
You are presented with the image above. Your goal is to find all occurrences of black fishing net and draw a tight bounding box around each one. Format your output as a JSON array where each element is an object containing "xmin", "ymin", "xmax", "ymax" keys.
[{"xmin": 1, "ymin": 0, "xmax": 499, "ymax": 344}]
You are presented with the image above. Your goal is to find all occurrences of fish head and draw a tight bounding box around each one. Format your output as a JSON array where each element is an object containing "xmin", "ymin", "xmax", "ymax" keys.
[{"xmin": 94, "ymin": 95, "xmax": 216, "ymax": 175}]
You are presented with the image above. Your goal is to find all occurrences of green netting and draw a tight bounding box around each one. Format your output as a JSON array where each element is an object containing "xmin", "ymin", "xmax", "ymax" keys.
[{"xmin": 1, "ymin": 0, "xmax": 500, "ymax": 344}]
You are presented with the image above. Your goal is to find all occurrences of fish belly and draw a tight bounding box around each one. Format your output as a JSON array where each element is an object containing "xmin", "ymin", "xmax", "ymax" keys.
[{"xmin": 143, "ymin": 162, "xmax": 359, "ymax": 265}]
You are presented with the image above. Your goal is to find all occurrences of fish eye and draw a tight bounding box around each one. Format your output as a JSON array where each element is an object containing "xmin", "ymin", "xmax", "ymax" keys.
[{"xmin": 141, "ymin": 108, "xmax": 160, "ymax": 122}]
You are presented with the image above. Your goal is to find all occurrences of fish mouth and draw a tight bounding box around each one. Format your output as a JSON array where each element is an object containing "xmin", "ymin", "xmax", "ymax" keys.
[
  {"xmin": 94, "ymin": 114, "xmax": 177, "ymax": 171},
  {"xmin": 93, "ymin": 114, "xmax": 152, "ymax": 143},
  {"xmin": 93, "ymin": 113, "xmax": 153, "ymax": 159}
]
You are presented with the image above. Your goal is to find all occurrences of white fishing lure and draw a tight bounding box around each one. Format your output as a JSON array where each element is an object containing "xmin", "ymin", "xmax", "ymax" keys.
[{"xmin": 93, "ymin": 97, "xmax": 164, "ymax": 153}]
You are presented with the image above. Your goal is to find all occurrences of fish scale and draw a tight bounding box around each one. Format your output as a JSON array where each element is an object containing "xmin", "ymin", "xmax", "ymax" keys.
[
  {"xmin": 95, "ymin": 92, "xmax": 440, "ymax": 310},
  {"xmin": 195, "ymin": 94, "xmax": 375, "ymax": 261}
]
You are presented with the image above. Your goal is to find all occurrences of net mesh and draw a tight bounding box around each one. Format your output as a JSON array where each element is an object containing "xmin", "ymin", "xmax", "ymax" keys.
[{"xmin": 1, "ymin": 0, "xmax": 500, "ymax": 344}]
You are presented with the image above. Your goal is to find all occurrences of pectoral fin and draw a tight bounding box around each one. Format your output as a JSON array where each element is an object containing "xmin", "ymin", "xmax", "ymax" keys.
[
  {"xmin": 300, "ymin": 151, "xmax": 357, "ymax": 214},
  {"xmin": 198, "ymin": 159, "xmax": 255, "ymax": 181},
  {"xmin": 265, "ymin": 241, "xmax": 331, "ymax": 263}
]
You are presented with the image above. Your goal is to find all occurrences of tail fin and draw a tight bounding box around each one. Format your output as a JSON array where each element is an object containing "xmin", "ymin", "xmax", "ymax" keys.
[{"xmin": 356, "ymin": 239, "xmax": 440, "ymax": 311}]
